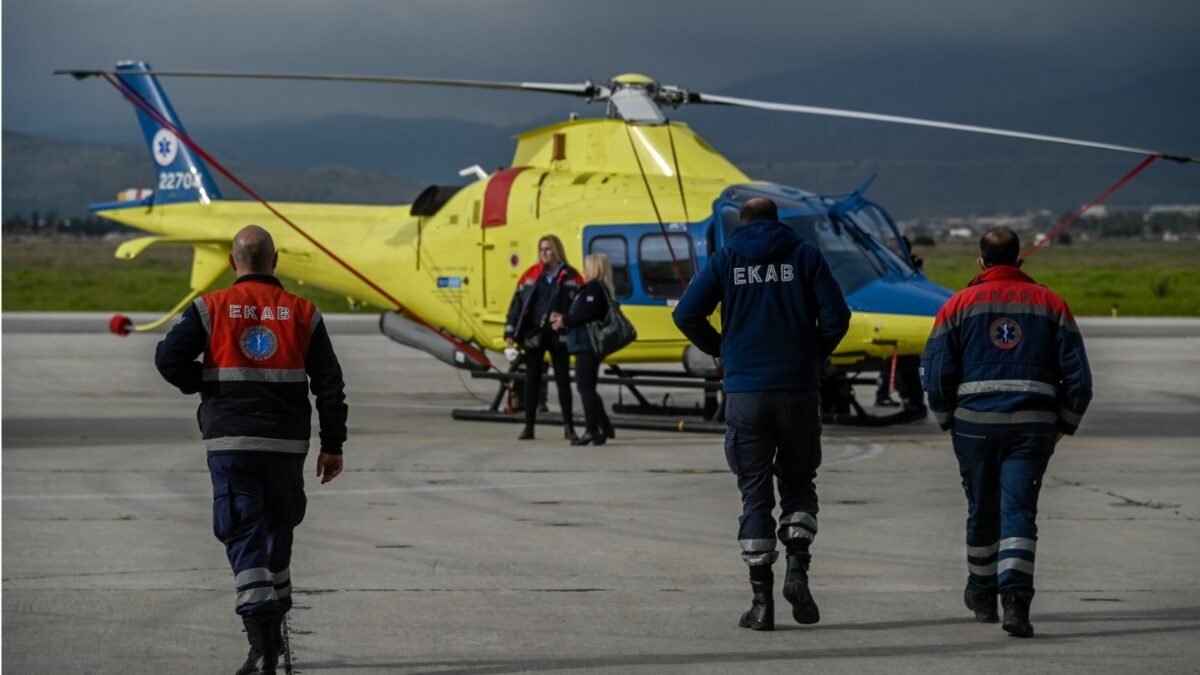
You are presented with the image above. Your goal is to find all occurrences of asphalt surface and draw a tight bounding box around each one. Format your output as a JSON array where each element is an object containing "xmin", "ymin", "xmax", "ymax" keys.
[{"xmin": 3, "ymin": 314, "xmax": 1198, "ymax": 674}]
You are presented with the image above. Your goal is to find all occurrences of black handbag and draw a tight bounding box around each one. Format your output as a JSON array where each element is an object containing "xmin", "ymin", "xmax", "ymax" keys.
[{"xmin": 586, "ymin": 286, "xmax": 637, "ymax": 357}]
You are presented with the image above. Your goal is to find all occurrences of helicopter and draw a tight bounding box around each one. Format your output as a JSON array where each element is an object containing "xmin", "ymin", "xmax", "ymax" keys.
[{"xmin": 59, "ymin": 62, "xmax": 1196, "ymax": 430}]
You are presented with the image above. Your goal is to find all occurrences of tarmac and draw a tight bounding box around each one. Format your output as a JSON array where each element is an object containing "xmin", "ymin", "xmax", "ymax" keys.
[{"xmin": 3, "ymin": 313, "xmax": 1199, "ymax": 674}]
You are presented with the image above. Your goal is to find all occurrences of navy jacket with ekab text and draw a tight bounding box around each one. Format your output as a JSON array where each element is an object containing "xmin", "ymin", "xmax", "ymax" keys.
[{"xmin": 672, "ymin": 220, "xmax": 851, "ymax": 393}]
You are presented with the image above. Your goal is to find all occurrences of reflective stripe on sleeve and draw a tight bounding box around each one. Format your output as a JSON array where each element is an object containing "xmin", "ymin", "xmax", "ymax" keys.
[
  {"xmin": 205, "ymin": 436, "xmax": 310, "ymax": 453},
  {"xmin": 272, "ymin": 568, "xmax": 290, "ymax": 586},
  {"xmin": 311, "ymin": 309, "xmax": 323, "ymax": 336},
  {"xmin": 998, "ymin": 558, "xmax": 1036, "ymax": 575},
  {"xmin": 193, "ymin": 297, "xmax": 212, "ymax": 335},
  {"xmin": 202, "ymin": 368, "xmax": 308, "ymax": 383},
  {"xmin": 1059, "ymin": 407, "xmax": 1083, "ymax": 426},
  {"xmin": 957, "ymin": 380, "xmax": 1057, "ymax": 397},
  {"xmin": 931, "ymin": 302, "xmax": 1077, "ymax": 338},
  {"xmin": 954, "ymin": 409, "xmax": 1058, "ymax": 425}
]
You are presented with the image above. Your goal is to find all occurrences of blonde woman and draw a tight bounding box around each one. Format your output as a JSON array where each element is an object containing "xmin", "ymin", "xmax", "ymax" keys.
[
  {"xmin": 505, "ymin": 235, "xmax": 583, "ymax": 440},
  {"xmin": 551, "ymin": 253, "xmax": 616, "ymax": 446}
]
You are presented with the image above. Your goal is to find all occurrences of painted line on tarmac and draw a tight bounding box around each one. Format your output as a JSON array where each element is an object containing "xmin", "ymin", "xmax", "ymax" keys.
[{"xmin": 825, "ymin": 442, "xmax": 884, "ymax": 466}]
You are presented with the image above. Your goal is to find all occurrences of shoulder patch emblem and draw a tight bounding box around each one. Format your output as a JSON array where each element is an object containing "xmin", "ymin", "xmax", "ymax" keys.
[
  {"xmin": 989, "ymin": 317, "xmax": 1022, "ymax": 350},
  {"xmin": 240, "ymin": 325, "xmax": 279, "ymax": 361}
]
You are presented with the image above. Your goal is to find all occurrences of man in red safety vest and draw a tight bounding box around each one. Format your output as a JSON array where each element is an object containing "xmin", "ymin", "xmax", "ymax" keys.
[{"xmin": 156, "ymin": 225, "xmax": 347, "ymax": 674}]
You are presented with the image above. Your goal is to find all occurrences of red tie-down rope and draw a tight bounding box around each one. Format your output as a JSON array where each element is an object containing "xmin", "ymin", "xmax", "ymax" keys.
[
  {"xmin": 1023, "ymin": 153, "xmax": 1161, "ymax": 258},
  {"xmin": 98, "ymin": 72, "xmax": 494, "ymax": 369}
]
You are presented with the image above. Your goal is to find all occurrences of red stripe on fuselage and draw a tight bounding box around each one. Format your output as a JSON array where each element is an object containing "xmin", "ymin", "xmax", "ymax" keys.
[{"xmin": 483, "ymin": 167, "xmax": 529, "ymax": 228}]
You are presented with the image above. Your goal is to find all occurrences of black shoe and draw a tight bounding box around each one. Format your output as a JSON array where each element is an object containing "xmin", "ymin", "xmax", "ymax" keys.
[
  {"xmin": 875, "ymin": 396, "xmax": 900, "ymax": 407},
  {"xmin": 1002, "ymin": 595, "xmax": 1034, "ymax": 638},
  {"xmin": 571, "ymin": 432, "xmax": 606, "ymax": 446},
  {"xmin": 782, "ymin": 542, "xmax": 820, "ymax": 625},
  {"xmin": 563, "ymin": 424, "xmax": 579, "ymax": 442},
  {"xmin": 237, "ymin": 616, "xmax": 278, "ymax": 674},
  {"xmin": 738, "ymin": 577, "xmax": 774, "ymax": 631},
  {"xmin": 601, "ymin": 422, "xmax": 616, "ymax": 439},
  {"xmin": 964, "ymin": 587, "xmax": 999, "ymax": 623},
  {"xmin": 518, "ymin": 426, "xmax": 535, "ymax": 440}
]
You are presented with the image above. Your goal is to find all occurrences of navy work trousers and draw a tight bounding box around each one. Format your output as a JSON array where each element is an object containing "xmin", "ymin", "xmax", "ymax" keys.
[
  {"xmin": 724, "ymin": 391, "xmax": 822, "ymax": 566},
  {"xmin": 952, "ymin": 420, "xmax": 1055, "ymax": 600},
  {"xmin": 522, "ymin": 328, "xmax": 573, "ymax": 427},
  {"xmin": 208, "ymin": 452, "xmax": 307, "ymax": 617}
]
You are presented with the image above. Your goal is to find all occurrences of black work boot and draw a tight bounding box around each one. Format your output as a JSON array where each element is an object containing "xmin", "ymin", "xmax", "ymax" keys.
[
  {"xmin": 964, "ymin": 586, "xmax": 999, "ymax": 623},
  {"xmin": 518, "ymin": 425, "xmax": 535, "ymax": 440},
  {"xmin": 1001, "ymin": 595, "xmax": 1034, "ymax": 638},
  {"xmin": 563, "ymin": 423, "xmax": 579, "ymax": 442},
  {"xmin": 782, "ymin": 540, "xmax": 820, "ymax": 625},
  {"xmin": 738, "ymin": 564, "xmax": 774, "ymax": 631},
  {"xmin": 236, "ymin": 616, "xmax": 278, "ymax": 674}
]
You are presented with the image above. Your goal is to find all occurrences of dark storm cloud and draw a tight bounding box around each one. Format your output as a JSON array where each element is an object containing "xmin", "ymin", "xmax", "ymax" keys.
[{"xmin": 4, "ymin": 0, "xmax": 1199, "ymax": 133}]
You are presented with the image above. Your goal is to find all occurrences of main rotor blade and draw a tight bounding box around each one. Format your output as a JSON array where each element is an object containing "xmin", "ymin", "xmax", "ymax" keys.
[
  {"xmin": 694, "ymin": 92, "xmax": 1197, "ymax": 164},
  {"xmin": 55, "ymin": 69, "xmax": 598, "ymax": 98}
]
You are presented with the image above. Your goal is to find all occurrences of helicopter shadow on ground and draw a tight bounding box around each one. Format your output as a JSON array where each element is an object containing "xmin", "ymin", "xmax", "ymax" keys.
[{"xmin": 300, "ymin": 605, "xmax": 1200, "ymax": 674}]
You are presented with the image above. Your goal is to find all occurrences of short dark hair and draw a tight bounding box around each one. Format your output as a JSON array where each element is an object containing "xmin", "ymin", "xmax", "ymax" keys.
[
  {"xmin": 979, "ymin": 227, "xmax": 1020, "ymax": 266},
  {"xmin": 740, "ymin": 197, "xmax": 778, "ymax": 225}
]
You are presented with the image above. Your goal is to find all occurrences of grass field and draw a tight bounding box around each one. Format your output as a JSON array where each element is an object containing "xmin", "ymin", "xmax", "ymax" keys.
[
  {"xmin": 1, "ymin": 239, "xmax": 353, "ymax": 312},
  {"xmin": 913, "ymin": 240, "xmax": 1200, "ymax": 316},
  {"xmin": 3, "ymin": 237, "xmax": 1199, "ymax": 316}
]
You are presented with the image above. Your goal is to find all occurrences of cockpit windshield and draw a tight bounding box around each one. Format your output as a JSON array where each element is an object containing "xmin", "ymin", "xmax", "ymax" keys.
[
  {"xmin": 781, "ymin": 213, "xmax": 888, "ymax": 295},
  {"xmin": 718, "ymin": 187, "xmax": 915, "ymax": 295}
]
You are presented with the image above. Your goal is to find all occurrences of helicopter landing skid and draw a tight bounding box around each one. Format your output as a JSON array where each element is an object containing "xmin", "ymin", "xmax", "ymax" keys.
[{"xmin": 454, "ymin": 363, "xmax": 924, "ymax": 431}]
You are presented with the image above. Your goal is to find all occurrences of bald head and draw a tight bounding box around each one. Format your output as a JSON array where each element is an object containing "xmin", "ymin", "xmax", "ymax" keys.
[
  {"xmin": 740, "ymin": 197, "xmax": 779, "ymax": 225},
  {"xmin": 979, "ymin": 226, "xmax": 1021, "ymax": 268},
  {"xmin": 230, "ymin": 225, "xmax": 277, "ymax": 276}
]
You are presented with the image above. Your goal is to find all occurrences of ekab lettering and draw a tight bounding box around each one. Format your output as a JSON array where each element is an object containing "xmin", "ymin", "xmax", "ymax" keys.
[
  {"xmin": 229, "ymin": 305, "xmax": 292, "ymax": 320},
  {"xmin": 733, "ymin": 264, "xmax": 794, "ymax": 285}
]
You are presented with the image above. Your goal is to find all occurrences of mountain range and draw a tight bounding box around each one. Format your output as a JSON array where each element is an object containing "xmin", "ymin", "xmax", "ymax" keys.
[{"xmin": 5, "ymin": 55, "xmax": 1197, "ymax": 220}]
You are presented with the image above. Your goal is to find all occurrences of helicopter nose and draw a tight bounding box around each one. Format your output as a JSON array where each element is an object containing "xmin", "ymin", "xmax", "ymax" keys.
[{"xmin": 845, "ymin": 276, "xmax": 953, "ymax": 318}]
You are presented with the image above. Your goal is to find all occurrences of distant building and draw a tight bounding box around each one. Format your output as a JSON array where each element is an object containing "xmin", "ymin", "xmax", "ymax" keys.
[{"xmin": 1146, "ymin": 204, "xmax": 1200, "ymax": 218}]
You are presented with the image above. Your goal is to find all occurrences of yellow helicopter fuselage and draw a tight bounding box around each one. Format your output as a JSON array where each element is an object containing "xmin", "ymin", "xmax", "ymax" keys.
[{"xmin": 97, "ymin": 118, "xmax": 936, "ymax": 366}]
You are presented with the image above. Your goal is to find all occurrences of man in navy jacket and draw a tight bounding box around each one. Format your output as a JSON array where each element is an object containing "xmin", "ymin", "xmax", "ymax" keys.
[
  {"xmin": 921, "ymin": 226, "xmax": 1091, "ymax": 638},
  {"xmin": 673, "ymin": 197, "xmax": 850, "ymax": 631}
]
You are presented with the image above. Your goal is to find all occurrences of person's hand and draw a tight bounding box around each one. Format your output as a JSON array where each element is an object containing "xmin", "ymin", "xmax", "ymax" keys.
[
  {"xmin": 549, "ymin": 312, "xmax": 564, "ymax": 330},
  {"xmin": 316, "ymin": 452, "xmax": 343, "ymax": 484},
  {"xmin": 505, "ymin": 338, "xmax": 515, "ymax": 348}
]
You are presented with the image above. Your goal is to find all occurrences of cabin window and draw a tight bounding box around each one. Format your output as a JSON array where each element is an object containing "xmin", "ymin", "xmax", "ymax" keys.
[
  {"xmin": 638, "ymin": 233, "xmax": 695, "ymax": 300},
  {"xmin": 588, "ymin": 235, "xmax": 633, "ymax": 298}
]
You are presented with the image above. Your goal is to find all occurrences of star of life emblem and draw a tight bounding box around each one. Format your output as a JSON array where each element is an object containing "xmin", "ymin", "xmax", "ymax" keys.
[
  {"xmin": 989, "ymin": 317, "xmax": 1022, "ymax": 350},
  {"xmin": 152, "ymin": 129, "xmax": 178, "ymax": 167},
  {"xmin": 240, "ymin": 325, "xmax": 279, "ymax": 361}
]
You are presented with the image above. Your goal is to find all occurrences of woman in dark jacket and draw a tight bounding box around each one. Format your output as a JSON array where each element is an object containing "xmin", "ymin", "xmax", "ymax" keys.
[
  {"xmin": 505, "ymin": 234, "xmax": 583, "ymax": 441},
  {"xmin": 551, "ymin": 253, "xmax": 616, "ymax": 446}
]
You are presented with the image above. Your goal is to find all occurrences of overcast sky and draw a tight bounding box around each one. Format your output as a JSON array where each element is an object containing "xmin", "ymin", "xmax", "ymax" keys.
[{"xmin": 4, "ymin": 0, "xmax": 1200, "ymax": 135}]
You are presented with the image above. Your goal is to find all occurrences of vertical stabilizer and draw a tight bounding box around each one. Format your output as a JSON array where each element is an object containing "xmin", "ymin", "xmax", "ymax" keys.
[{"xmin": 115, "ymin": 61, "xmax": 221, "ymax": 205}]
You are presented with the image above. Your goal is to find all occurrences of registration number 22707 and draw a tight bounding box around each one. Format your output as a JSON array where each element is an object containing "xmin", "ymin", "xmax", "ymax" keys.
[{"xmin": 158, "ymin": 171, "xmax": 203, "ymax": 190}]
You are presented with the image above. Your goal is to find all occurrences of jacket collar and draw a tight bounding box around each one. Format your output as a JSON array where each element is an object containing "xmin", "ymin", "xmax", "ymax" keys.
[
  {"xmin": 968, "ymin": 265, "xmax": 1035, "ymax": 286},
  {"xmin": 234, "ymin": 274, "xmax": 283, "ymax": 287}
]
